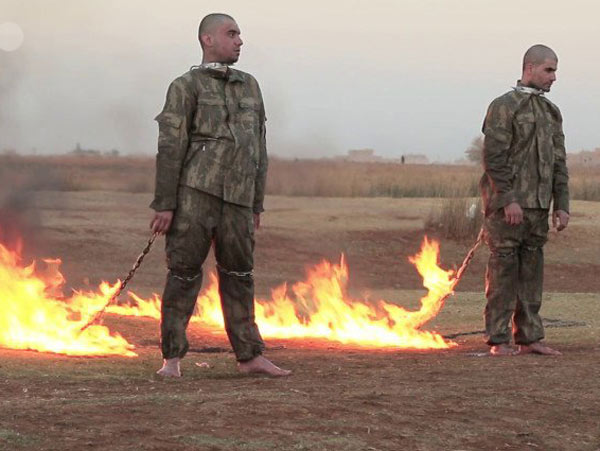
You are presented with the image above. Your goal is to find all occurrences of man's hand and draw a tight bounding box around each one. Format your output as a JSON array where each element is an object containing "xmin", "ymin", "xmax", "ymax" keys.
[
  {"xmin": 150, "ymin": 210, "xmax": 174, "ymax": 235},
  {"xmin": 503, "ymin": 202, "xmax": 523, "ymax": 226},
  {"xmin": 253, "ymin": 213, "xmax": 261, "ymax": 230},
  {"xmin": 552, "ymin": 210, "xmax": 569, "ymax": 231}
]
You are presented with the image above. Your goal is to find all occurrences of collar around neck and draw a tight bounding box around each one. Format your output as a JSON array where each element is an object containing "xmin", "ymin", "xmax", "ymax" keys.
[
  {"xmin": 195, "ymin": 63, "xmax": 244, "ymax": 83},
  {"xmin": 513, "ymin": 80, "xmax": 545, "ymax": 96}
]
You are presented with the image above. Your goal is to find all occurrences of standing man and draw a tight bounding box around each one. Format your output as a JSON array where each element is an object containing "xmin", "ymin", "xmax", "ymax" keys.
[
  {"xmin": 480, "ymin": 44, "xmax": 569, "ymax": 356},
  {"xmin": 150, "ymin": 13, "xmax": 291, "ymax": 377}
]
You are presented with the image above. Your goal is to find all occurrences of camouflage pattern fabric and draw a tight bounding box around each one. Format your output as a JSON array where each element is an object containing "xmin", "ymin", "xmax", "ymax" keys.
[
  {"xmin": 483, "ymin": 208, "xmax": 549, "ymax": 345},
  {"xmin": 480, "ymin": 83, "xmax": 569, "ymax": 216},
  {"xmin": 160, "ymin": 187, "xmax": 264, "ymax": 361},
  {"xmin": 480, "ymin": 82, "xmax": 569, "ymax": 346},
  {"xmin": 151, "ymin": 66, "xmax": 268, "ymax": 214}
]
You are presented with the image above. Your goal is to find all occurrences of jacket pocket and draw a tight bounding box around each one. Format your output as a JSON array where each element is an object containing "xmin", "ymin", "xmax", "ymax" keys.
[
  {"xmin": 194, "ymin": 98, "xmax": 227, "ymax": 136},
  {"xmin": 237, "ymin": 99, "xmax": 261, "ymax": 131},
  {"xmin": 184, "ymin": 138, "xmax": 228, "ymax": 168},
  {"xmin": 155, "ymin": 111, "xmax": 183, "ymax": 129},
  {"xmin": 513, "ymin": 113, "xmax": 536, "ymax": 151}
]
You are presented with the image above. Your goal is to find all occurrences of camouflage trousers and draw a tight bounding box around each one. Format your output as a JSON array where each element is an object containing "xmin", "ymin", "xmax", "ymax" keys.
[
  {"xmin": 160, "ymin": 186, "xmax": 265, "ymax": 361},
  {"xmin": 483, "ymin": 208, "xmax": 549, "ymax": 345}
]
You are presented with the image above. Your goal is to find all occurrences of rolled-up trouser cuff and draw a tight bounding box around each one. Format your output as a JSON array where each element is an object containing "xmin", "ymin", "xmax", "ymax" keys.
[{"xmin": 236, "ymin": 349, "xmax": 263, "ymax": 363}]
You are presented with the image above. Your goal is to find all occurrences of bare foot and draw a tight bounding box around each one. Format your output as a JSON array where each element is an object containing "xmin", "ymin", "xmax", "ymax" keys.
[
  {"xmin": 238, "ymin": 355, "xmax": 291, "ymax": 377},
  {"xmin": 518, "ymin": 342, "xmax": 562, "ymax": 356},
  {"xmin": 489, "ymin": 344, "xmax": 516, "ymax": 356},
  {"xmin": 156, "ymin": 358, "xmax": 181, "ymax": 377}
]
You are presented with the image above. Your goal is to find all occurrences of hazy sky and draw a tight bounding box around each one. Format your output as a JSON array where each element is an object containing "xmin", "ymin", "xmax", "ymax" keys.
[{"xmin": 1, "ymin": 0, "xmax": 599, "ymax": 161}]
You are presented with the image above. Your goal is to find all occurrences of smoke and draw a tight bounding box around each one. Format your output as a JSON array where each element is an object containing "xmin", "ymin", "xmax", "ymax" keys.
[
  {"xmin": 0, "ymin": 183, "xmax": 40, "ymax": 253},
  {"xmin": 105, "ymin": 102, "xmax": 149, "ymax": 155},
  {"xmin": 0, "ymin": 51, "xmax": 26, "ymax": 152},
  {"xmin": 0, "ymin": 161, "xmax": 67, "ymax": 256}
]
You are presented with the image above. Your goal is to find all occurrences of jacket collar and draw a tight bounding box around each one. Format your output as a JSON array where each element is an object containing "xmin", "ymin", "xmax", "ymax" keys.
[
  {"xmin": 513, "ymin": 80, "xmax": 545, "ymax": 96},
  {"xmin": 194, "ymin": 63, "xmax": 245, "ymax": 83},
  {"xmin": 227, "ymin": 68, "xmax": 245, "ymax": 83}
]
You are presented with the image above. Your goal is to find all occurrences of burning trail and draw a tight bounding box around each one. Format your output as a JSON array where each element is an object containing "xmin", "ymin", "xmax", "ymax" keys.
[
  {"xmin": 0, "ymin": 242, "xmax": 136, "ymax": 357},
  {"xmin": 108, "ymin": 237, "xmax": 458, "ymax": 349},
  {"xmin": 0, "ymin": 236, "xmax": 459, "ymax": 357}
]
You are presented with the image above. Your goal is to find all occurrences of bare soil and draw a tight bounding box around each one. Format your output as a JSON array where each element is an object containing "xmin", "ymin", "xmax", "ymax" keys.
[{"xmin": 1, "ymin": 192, "xmax": 599, "ymax": 451}]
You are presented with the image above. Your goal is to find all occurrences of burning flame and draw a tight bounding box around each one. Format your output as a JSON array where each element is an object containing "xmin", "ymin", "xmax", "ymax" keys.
[
  {"xmin": 0, "ymin": 242, "xmax": 136, "ymax": 357},
  {"xmin": 0, "ymin": 236, "xmax": 457, "ymax": 357},
  {"xmin": 108, "ymin": 237, "xmax": 457, "ymax": 349}
]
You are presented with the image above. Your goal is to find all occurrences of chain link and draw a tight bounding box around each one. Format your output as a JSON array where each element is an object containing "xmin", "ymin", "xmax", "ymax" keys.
[
  {"xmin": 79, "ymin": 233, "xmax": 158, "ymax": 332},
  {"xmin": 216, "ymin": 264, "xmax": 254, "ymax": 278},
  {"xmin": 438, "ymin": 227, "xmax": 484, "ymax": 308},
  {"xmin": 441, "ymin": 227, "xmax": 484, "ymax": 305},
  {"xmin": 452, "ymin": 227, "xmax": 484, "ymax": 288},
  {"xmin": 78, "ymin": 228, "xmax": 484, "ymax": 333}
]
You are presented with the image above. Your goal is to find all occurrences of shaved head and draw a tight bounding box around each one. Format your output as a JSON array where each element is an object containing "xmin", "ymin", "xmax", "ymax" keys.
[
  {"xmin": 198, "ymin": 13, "xmax": 235, "ymax": 48},
  {"xmin": 522, "ymin": 44, "xmax": 557, "ymax": 70},
  {"xmin": 521, "ymin": 44, "xmax": 558, "ymax": 92},
  {"xmin": 197, "ymin": 13, "xmax": 242, "ymax": 64}
]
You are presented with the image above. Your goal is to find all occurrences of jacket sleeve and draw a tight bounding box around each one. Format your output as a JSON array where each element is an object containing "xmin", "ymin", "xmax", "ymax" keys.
[
  {"xmin": 252, "ymin": 92, "xmax": 268, "ymax": 214},
  {"xmin": 552, "ymin": 110, "xmax": 569, "ymax": 213},
  {"xmin": 482, "ymin": 98, "xmax": 517, "ymax": 209},
  {"xmin": 150, "ymin": 77, "xmax": 196, "ymax": 211}
]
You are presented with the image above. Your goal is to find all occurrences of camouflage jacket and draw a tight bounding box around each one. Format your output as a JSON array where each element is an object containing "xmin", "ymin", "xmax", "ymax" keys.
[
  {"xmin": 480, "ymin": 84, "xmax": 569, "ymax": 215},
  {"xmin": 150, "ymin": 66, "xmax": 268, "ymax": 213}
]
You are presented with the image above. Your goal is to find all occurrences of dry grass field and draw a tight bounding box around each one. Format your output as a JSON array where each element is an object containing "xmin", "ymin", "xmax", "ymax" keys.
[
  {"xmin": 1, "ymin": 154, "xmax": 600, "ymax": 201},
  {"xmin": 1, "ymin": 156, "xmax": 599, "ymax": 451}
]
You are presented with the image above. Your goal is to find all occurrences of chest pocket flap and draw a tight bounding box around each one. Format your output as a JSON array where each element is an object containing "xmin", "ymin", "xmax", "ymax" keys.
[
  {"xmin": 239, "ymin": 99, "xmax": 261, "ymax": 111},
  {"xmin": 197, "ymin": 98, "xmax": 226, "ymax": 106}
]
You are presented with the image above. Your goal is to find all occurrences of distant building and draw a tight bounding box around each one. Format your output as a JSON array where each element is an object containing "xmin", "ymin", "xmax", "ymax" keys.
[
  {"xmin": 346, "ymin": 148, "xmax": 382, "ymax": 162},
  {"xmin": 70, "ymin": 142, "xmax": 101, "ymax": 156},
  {"xmin": 69, "ymin": 142, "xmax": 120, "ymax": 157}
]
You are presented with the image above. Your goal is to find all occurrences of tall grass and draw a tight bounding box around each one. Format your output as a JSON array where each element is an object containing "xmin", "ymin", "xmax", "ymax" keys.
[
  {"xmin": 425, "ymin": 198, "xmax": 483, "ymax": 241},
  {"xmin": 568, "ymin": 166, "xmax": 600, "ymax": 201},
  {"xmin": 0, "ymin": 155, "xmax": 154, "ymax": 193},
  {"xmin": 266, "ymin": 159, "xmax": 480, "ymax": 198},
  {"xmin": 0, "ymin": 154, "xmax": 598, "ymax": 201}
]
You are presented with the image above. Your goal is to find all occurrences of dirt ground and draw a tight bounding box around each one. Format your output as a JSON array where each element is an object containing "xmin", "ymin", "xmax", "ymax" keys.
[{"xmin": 1, "ymin": 192, "xmax": 599, "ymax": 451}]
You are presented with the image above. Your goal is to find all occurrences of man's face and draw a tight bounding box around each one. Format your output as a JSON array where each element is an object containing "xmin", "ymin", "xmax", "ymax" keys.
[
  {"xmin": 206, "ymin": 19, "xmax": 243, "ymax": 64},
  {"xmin": 524, "ymin": 58, "xmax": 557, "ymax": 92}
]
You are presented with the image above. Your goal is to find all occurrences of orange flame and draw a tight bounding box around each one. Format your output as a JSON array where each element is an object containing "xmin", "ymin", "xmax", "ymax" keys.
[
  {"xmin": 0, "ymin": 236, "xmax": 457, "ymax": 356},
  {"xmin": 0, "ymin": 243, "xmax": 136, "ymax": 357},
  {"xmin": 108, "ymin": 237, "xmax": 457, "ymax": 349}
]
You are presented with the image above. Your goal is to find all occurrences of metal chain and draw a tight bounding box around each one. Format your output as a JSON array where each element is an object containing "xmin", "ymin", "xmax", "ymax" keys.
[
  {"xmin": 78, "ymin": 227, "xmax": 485, "ymax": 333},
  {"xmin": 115, "ymin": 233, "xmax": 158, "ymax": 298},
  {"xmin": 437, "ymin": 226, "xmax": 485, "ymax": 308},
  {"xmin": 79, "ymin": 233, "xmax": 158, "ymax": 332},
  {"xmin": 452, "ymin": 226, "xmax": 485, "ymax": 288},
  {"xmin": 216, "ymin": 263, "xmax": 253, "ymax": 278}
]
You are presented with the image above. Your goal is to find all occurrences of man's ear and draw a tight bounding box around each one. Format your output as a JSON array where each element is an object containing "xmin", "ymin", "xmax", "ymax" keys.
[{"xmin": 200, "ymin": 34, "xmax": 212, "ymax": 48}]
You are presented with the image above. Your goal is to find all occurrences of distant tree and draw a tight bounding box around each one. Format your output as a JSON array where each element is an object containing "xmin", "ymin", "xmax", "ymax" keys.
[{"xmin": 465, "ymin": 136, "xmax": 484, "ymax": 164}]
